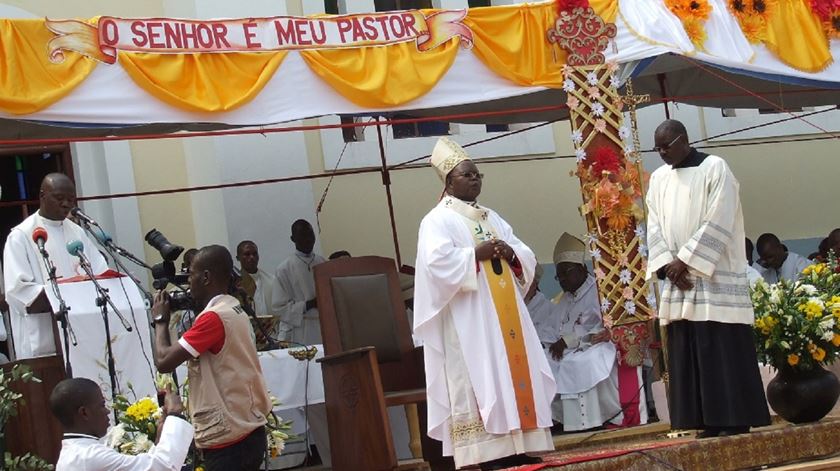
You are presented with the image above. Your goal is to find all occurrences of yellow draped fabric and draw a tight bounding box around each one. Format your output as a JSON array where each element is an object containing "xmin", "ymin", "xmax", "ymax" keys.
[
  {"xmin": 0, "ymin": 19, "xmax": 96, "ymax": 115},
  {"xmin": 591, "ymin": 0, "xmax": 620, "ymax": 24},
  {"xmin": 118, "ymin": 51, "xmax": 288, "ymax": 112},
  {"xmin": 763, "ymin": 0, "xmax": 832, "ymax": 72},
  {"xmin": 465, "ymin": 3, "xmax": 565, "ymax": 89},
  {"xmin": 300, "ymin": 38, "xmax": 460, "ymax": 108}
]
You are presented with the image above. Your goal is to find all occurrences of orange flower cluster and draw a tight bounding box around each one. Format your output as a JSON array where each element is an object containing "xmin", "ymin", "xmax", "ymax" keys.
[
  {"xmin": 811, "ymin": 0, "xmax": 840, "ymax": 38},
  {"xmin": 728, "ymin": 0, "xmax": 778, "ymax": 43},
  {"xmin": 665, "ymin": 0, "xmax": 713, "ymax": 48},
  {"xmin": 578, "ymin": 146, "xmax": 644, "ymax": 232}
]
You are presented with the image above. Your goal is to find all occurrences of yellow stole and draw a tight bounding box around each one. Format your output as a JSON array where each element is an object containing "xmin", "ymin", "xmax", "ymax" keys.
[{"xmin": 444, "ymin": 196, "xmax": 537, "ymax": 430}]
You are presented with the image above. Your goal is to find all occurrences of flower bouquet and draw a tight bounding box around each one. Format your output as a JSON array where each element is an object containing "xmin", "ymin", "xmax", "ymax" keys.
[
  {"xmin": 106, "ymin": 394, "xmax": 161, "ymax": 455},
  {"xmin": 750, "ymin": 254, "xmax": 840, "ymax": 422}
]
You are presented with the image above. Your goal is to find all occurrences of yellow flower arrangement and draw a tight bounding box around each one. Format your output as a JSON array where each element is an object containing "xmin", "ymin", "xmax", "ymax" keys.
[
  {"xmin": 125, "ymin": 397, "xmax": 158, "ymax": 422},
  {"xmin": 727, "ymin": 0, "xmax": 778, "ymax": 44},
  {"xmin": 752, "ymin": 256, "xmax": 840, "ymax": 371}
]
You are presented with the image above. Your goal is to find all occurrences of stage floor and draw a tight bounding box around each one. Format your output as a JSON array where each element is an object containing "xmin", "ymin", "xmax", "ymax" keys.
[{"xmin": 507, "ymin": 418, "xmax": 840, "ymax": 471}]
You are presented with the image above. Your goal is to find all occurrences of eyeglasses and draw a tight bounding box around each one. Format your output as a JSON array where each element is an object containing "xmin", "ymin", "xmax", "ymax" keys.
[
  {"xmin": 452, "ymin": 171, "xmax": 484, "ymax": 180},
  {"xmin": 653, "ymin": 135, "xmax": 682, "ymax": 153}
]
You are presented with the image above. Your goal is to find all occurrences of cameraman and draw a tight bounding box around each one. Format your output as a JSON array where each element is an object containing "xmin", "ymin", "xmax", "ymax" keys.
[{"xmin": 152, "ymin": 245, "xmax": 272, "ymax": 471}]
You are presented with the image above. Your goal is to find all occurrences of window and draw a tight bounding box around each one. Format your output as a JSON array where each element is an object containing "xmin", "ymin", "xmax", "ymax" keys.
[
  {"xmin": 374, "ymin": 0, "xmax": 433, "ymax": 11},
  {"xmin": 468, "ymin": 0, "xmax": 492, "ymax": 7},
  {"xmin": 392, "ymin": 114, "xmax": 450, "ymax": 139},
  {"xmin": 485, "ymin": 124, "xmax": 510, "ymax": 133},
  {"xmin": 340, "ymin": 116, "xmax": 365, "ymax": 143},
  {"xmin": 324, "ymin": 0, "xmax": 339, "ymax": 14}
]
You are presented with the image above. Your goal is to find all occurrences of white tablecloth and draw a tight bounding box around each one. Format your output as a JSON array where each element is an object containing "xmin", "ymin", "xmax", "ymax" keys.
[{"xmin": 50, "ymin": 278, "xmax": 157, "ymax": 408}]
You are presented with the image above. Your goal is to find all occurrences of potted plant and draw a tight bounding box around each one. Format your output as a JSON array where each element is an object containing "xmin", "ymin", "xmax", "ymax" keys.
[
  {"xmin": 751, "ymin": 255, "xmax": 840, "ymax": 423},
  {"xmin": 0, "ymin": 365, "xmax": 54, "ymax": 470}
]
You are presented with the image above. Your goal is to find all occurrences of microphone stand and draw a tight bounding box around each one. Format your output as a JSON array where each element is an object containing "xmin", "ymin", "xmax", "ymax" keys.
[
  {"xmin": 75, "ymin": 251, "xmax": 125, "ymax": 423},
  {"xmin": 36, "ymin": 246, "xmax": 75, "ymax": 378}
]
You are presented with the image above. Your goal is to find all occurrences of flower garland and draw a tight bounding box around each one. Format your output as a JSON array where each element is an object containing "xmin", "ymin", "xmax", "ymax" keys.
[
  {"xmin": 811, "ymin": 0, "xmax": 840, "ymax": 38},
  {"xmin": 728, "ymin": 0, "xmax": 778, "ymax": 43},
  {"xmin": 575, "ymin": 145, "xmax": 644, "ymax": 232},
  {"xmin": 665, "ymin": 0, "xmax": 713, "ymax": 49}
]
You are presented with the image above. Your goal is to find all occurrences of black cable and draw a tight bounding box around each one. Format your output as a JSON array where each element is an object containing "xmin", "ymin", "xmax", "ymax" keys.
[
  {"xmin": 111, "ymin": 257, "xmax": 155, "ymax": 387},
  {"xmin": 632, "ymin": 449, "xmax": 683, "ymax": 471}
]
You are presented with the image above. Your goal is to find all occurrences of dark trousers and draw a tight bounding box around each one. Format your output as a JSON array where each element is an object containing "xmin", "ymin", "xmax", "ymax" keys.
[
  {"xmin": 202, "ymin": 426, "xmax": 267, "ymax": 471},
  {"xmin": 667, "ymin": 320, "xmax": 771, "ymax": 430}
]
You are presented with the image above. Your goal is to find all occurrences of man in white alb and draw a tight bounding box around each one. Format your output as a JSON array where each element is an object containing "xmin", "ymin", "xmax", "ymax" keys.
[
  {"xmin": 274, "ymin": 219, "xmax": 326, "ymax": 345},
  {"xmin": 3, "ymin": 173, "xmax": 108, "ymax": 359},
  {"xmin": 755, "ymin": 233, "xmax": 811, "ymax": 283},
  {"xmin": 414, "ymin": 138, "xmax": 554, "ymax": 470},
  {"xmin": 646, "ymin": 120, "xmax": 769, "ymax": 437},
  {"xmin": 236, "ymin": 240, "xmax": 280, "ymax": 318}
]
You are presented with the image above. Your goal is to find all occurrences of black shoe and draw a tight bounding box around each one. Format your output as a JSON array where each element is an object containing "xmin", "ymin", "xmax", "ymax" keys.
[
  {"xmin": 550, "ymin": 422, "xmax": 564, "ymax": 435},
  {"xmin": 479, "ymin": 456, "xmax": 516, "ymax": 471},
  {"xmin": 512, "ymin": 454, "xmax": 543, "ymax": 465},
  {"xmin": 718, "ymin": 427, "xmax": 749, "ymax": 437},
  {"xmin": 696, "ymin": 428, "xmax": 721, "ymax": 438}
]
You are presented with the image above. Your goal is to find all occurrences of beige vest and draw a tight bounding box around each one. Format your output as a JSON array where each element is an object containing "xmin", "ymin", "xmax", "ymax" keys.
[{"xmin": 187, "ymin": 294, "xmax": 272, "ymax": 448}]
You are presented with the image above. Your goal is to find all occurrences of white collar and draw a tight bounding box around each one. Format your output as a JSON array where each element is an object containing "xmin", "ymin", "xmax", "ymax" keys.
[
  {"xmin": 440, "ymin": 194, "xmax": 489, "ymax": 223},
  {"xmin": 37, "ymin": 211, "xmax": 65, "ymax": 228}
]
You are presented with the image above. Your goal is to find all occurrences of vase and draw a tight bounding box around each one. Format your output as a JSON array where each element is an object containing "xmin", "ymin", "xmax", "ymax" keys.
[{"xmin": 766, "ymin": 364, "xmax": 840, "ymax": 424}]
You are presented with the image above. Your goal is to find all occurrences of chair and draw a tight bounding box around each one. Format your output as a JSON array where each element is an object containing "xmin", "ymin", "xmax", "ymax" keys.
[{"xmin": 315, "ymin": 256, "xmax": 430, "ymax": 471}]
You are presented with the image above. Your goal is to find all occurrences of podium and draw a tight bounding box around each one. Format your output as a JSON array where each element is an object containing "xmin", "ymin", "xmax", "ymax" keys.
[{"xmin": 47, "ymin": 275, "xmax": 157, "ymax": 403}]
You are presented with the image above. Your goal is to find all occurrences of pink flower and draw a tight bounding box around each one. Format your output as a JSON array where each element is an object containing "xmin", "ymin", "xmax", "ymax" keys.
[
  {"xmin": 588, "ymin": 86, "xmax": 601, "ymax": 100},
  {"xmin": 594, "ymin": 119, "xmax": 607, "ymax": 133},
  {"xmin": 566, "ymin": 95, "xmax": 580, "ymax": 110},
  {"xmin": 623, "ymin": 286, "xmax": 634, "ymax": 300},
  {"xmin": 606, "ymin": 61, "xmax": 619, "ymax": 73}
]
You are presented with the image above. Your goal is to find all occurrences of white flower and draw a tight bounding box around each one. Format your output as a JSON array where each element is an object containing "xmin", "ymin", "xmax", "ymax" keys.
[
  {"xmin": 619, "ymin": 269, "xmax": 632, "ymax": 285},
  {"xmin": 105, "ymin": 423, "xmax": 127, "ymax": 449},
  {"xmin": 590, "ymin": 247, "xmax": 602, "ymax": 260},
  {"xmin": 796, "ymin": 283, "xmax": 818, "ymax": 295},
  {"xmin": 575, "ymin": 148, "xmax": 587, "ymax": 163},
  {"xmin": 610, "ymin": 74, "xmax": 621, "ymax": 88},
  {"xmin": 584, "ymin": 232, "xmax": 599, "ymax": 245},
  {"xmin": 823, "ymin": 330, "xmax": 836, "ymax": 342},
  {"xmin": 618, "ymin": 126, "xmax": 631, "ymax": 140},
  {"xmin": 768, "ymin": 286, "xmax": 781, "ymax": 305},
  {"xmin": 624, "ymin": 142, "xmax": 636, "ymax": 154},
  {"xmin": 601, "ymin": 299, "xmax": 612, "ymax": 313},
  {"xmin": 634, "ymin": 224, "xmax": 646, "ymax": 238},
  {"xmin": 624, "ymin": 301, "xmax": 637, "ymax": 314},
  {"xmin": 819, "ymin": 317, "xmax": 835, "ymax": 330},
  {"xmin": 563, "ymin": 79, "xmax": 576, "ymax": 92},
  {"xmin": 639, "ymin": 243, "xmax": 648, "ymax": 257},
  {"xmin": 133, "ymin": 435, "xmax": 153, "ymax": 453},
  {"xmin": 646, "ymin": 289, "xmax": 657, "ymax": 308},
  {"xmin": 571, "ymin": 129, "xmax": 583, "ymax": 145},
  {"xmin": 587, "ymin": 71, "xmax": 599, "ymax": 86},
  {"xmin": 785, "ymin": 315, "xmax": 793, "ymax": 325},
  {"xmin": 592, "ymin": 102, "xmax": 605, "ymax": 116}
]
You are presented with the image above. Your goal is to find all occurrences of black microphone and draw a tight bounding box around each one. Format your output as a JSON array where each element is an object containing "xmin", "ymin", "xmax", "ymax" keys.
[
  {"xmin": 32, "ymin": 227, "xmax": 49, "ymax": 257},
  {"xmin": 70, "ymin": 207, "xmax": 99, "ymax": 227}
]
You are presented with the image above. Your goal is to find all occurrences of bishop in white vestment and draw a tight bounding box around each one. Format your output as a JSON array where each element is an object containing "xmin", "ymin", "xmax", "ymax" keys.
[
  {"xmin": 646, "ymin": 120, "xmax": 770, "ymax": 437},
  {"xmin": 3, "ymin": 174, "xmax": 109, "ymax": 360},
  {"xmin": 414, "ymin": 138, "xmax": 554, "ymax": 470},
  {"xmin": 274, "ymin": 220, "xmax": 326, "ymax": 345},
  {"xmin": 545, "ymin": 233, "xmax": 646, "ymax": 431}
]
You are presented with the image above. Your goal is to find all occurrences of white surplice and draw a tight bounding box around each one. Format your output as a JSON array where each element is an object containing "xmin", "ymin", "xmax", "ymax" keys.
[
  {"xmin": 3, "ymin": 212, "xmax": 109, "ymax": 359},
  {"xmin": 645, "ymin": 155, "xmax": 755, "ymax": 325},
  {"xmin": 57, "ymin": 417, "xmax": 194, "ymax": 471},
  {"xmin": 756, "ymin": 251, "xmax": 811, "ymax": 284},
  {"xmin": 274, "ymin": 251, "xmax": 326, "ymax": 345},
  {"xmin": 247, "ymin": 268, "xmax": 281, "ymax": 317},
  {"xmin": 414, "ymin": 196, "xmax": 555, "ymax": 468},
  {"xmin": 525, "ymin": 291, "xmax": 554, "ymax": 346}
]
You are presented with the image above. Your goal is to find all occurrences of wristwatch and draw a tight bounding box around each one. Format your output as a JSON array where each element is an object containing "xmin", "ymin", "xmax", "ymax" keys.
[{"xmin": 152, "ymin": 314, "xmax": 167, "ymax": 326}]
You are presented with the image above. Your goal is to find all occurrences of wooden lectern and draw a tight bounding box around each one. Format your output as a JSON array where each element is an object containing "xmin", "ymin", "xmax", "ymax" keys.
[{"xmin": 2, "ymin": 296, "xmax": 66, "ymax": 465}]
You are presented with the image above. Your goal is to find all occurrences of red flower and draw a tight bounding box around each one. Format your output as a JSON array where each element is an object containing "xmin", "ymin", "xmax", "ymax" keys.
[
  {"xmin": 810, "ymin": 0, "xmax": 840, "ymax": 21},
  {"xmin": 590, "ymin": 146, "xmax": 622, "ymax": 175},
  {"xmin": 557, "ymin": 0, "xmax": 590, "ymax": 14}
]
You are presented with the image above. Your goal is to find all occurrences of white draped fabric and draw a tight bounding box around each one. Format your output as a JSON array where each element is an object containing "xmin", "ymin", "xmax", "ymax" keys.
[
  {"xmin": 249, "ymin": 268, "xmax": 282, "ymax": 317},
  {"xmin": 3, "ymin": 212, "xmax": 109, "ymax": 359},
  {"xmin": 274, "ymin": 252, "xmax": 325, "ymax": 346},
  {"xmin": 645, "ymin": 155, "xmax": 755, "ymax": 326},
  {"xmin": 414, "ymin": 196, "xmax": 554, "ymax": 467}
]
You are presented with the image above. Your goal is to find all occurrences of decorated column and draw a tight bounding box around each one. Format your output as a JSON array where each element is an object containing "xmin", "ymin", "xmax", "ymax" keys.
[{"xmin": 548, "ymin": 1, "xmax": 656, "ymax": 425}]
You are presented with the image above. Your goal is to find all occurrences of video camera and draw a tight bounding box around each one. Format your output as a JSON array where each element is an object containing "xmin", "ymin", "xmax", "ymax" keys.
[{"xmin": 145, "ymin": 228, "xmax": 193, "ymax": 311}]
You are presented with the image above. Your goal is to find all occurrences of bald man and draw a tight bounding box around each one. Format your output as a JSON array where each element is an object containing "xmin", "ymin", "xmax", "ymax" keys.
[
  {"xmin": 3, "ymin": 173, "xmax": 109, "ymax": 359},
  {"xmin": 52, "ymin": 377, "xmax": 193, "ymax": 470},
  {"xmin": 152, "ymin": 245, "xmax": 272, "ymax": 471}
]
